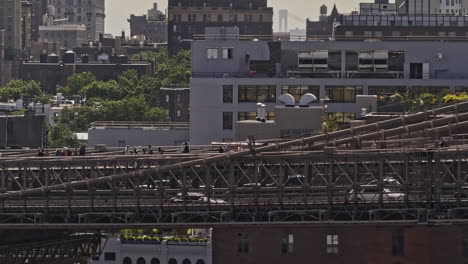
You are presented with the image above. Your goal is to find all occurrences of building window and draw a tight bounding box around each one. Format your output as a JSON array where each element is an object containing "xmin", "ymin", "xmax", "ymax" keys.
[
  {"xmin": 392, "ymin": 234, "xmax": 404, "ymax": 256},
  {"xmin": 223, "ymin": 112, "xmax": 233, "ymax": 130},
  {"xmin": 223, "ymin": 85, "xmax": 233, "ymax": 103},
  {"xmin": 325, "ymin": 86, "xmax": 363, "ymax": 103},
  {"xmin": 168, "ymin": 259, "xmax": 177, "ymax": 264},
  {"xmin": 222, "ymin": 48, "xmax": 233, "ymax": 59},
  {"xmin": 326, "ymin": 234, "xmax": 339, "ymax": 254},
  {"xmin": 195, "ymin": 261, "xmax": 205, "ymax": 264},
  {"xmin": 165, "ymin": 94, "xmax": 170, "ymax": 103},
  {"xmin": 217, "ymin": 14, "xmax": 223, "ymax": 22},
  {"xmin": 207, "ymin": 48, "xmax": 218, "ymax": 59},
  {"xmin": 239, "ymin": 112, "xmax": 275, "ymax": 121},
  {"xmin": 177, "ymin": 110, "xmax": 181, "ymax": 117},
  {"xmin": 409, "ymin": 63, "xmax": 423, "ymax": 79},
  {"xmin": 124, "ymin": 257, "xmax": 133, "ymax": 264},
  {"xmin": 104, "ymin": 252, "xmax": 116, "ymax": 261},
  {"xmin": 463, "ymin": 238, "xmax": 468, "ymax": 257},
  {"xmin": 282, "ymin": 85, "xmax": 320, "ymax": 103},
  {"xmin": 239, "ymin": 85, "xmax": 276, "ymax": 102},
  {"xmin": 182, "ymin": 260, "xmax": 191, "ymax": 264},
  {"xmin": 137, "ymin": 258, "xmax": 146, "ymax": 264},
  {"xmin": 281, "ymin": 234, "xmax": 294, "ymax": 254},
  {"xmin": 238, "ymin": 233, "xmax": 249, "ymax": 253},
  {"xmin": 151, "ymin": 258, "xmax": 160, "ymax": 264}
]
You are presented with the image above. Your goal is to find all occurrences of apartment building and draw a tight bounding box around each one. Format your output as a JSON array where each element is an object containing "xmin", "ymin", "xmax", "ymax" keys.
[
  {"xmin": 30, "ymin": 0, "xmax": 47, "ymax": 41},
  {"xmin": 128, "ymin": 3, "xmax": 167, "ymax": 43},
  {"xmin": 47, "ymin": 0, "xmax": 105, "ymax": 40},
  {"xmin": 0, "ymin": 0, "xmax": 22, "ymax": 60},
  {"xmin": 308, "ymin": 0, "xmax": 468, "ymax": 40},
  {"xmin": 167, "ymin": 0, "xmax": 273, "ymax": 54},
  {"xmin": 190, "ymin": 28, "xmax": 468, "ymax": 144}
]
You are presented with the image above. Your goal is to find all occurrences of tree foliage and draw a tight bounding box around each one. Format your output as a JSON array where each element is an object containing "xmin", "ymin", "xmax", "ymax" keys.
[
  {"xmin": 131, "ymin": 48, "xmax": 191, "ymax": 87},
  {"xmin": 0, "ymin": 80, "xmax": 43, "ymax": 102},
  {"xmin": 55, "ymin": 96, "xmax": 169, "ymax": 132},
  {"xmin": 47, "ymin": 124, "xmax": 80, "ymax": 148},
  {"xmin": 58, "ymin": 72, "xmax": 96, "ymax": 97}
]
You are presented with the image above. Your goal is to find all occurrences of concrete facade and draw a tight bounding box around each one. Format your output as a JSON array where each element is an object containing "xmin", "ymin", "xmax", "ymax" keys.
[
  {"xmin": 167, "ymin": 0, "xmax": 273, "ymax": 54},
  {"xmin": 87, "ymin": 122, "xmax": 190, "ymax": 148},
  {"xmin": 88, "ymin": 237, "xmax": 212, "ymax": 264},
  {"xmin": 0, "ymin": 110, "xmax": 45, "ymax": 149},
  {"xmin": 190, "ymin": 36, "xmax": 468, "ymax": 144},
  {"xmin": 235, "ymin": 106, "xmax": 325, "ymax": 141},
  {"xmin": 48, "ymin": 0, "xmax": 105, "ymax": 40},
  {"xmin": 39, "ymin": 24, "xmax": 87, "ymax": 50}
]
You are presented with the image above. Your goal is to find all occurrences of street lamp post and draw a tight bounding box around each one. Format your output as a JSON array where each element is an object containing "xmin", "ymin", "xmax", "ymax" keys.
[{"xmin": 321, "ymin": 94, "xmax": 331, "ymax": 133}]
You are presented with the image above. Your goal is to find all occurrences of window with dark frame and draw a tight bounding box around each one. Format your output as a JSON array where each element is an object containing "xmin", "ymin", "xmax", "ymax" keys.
[
  {"xmin": 281, "ymin": 233, "xmax": 294, "ymax": 254},
  {"xmin": 463, "ymin": 237, "xmax": 468, "ymax": 257},
  {"xmin": 326, "ymin": 234, "xmax": 339, "ymax": 254},
  {"xmin": 392, "ymin": 234, "xmax": 405, "ymax": 257},
  {"xmin": 237, "ymin": 233, "xmax": 249, "ymax": 253},
  {"xmin": 238, "ymin": 112, "xmax": 275, "ymax": 121},
  {"xmin": 239, "ymin": 85, "xmax": 276, "ymax": 102},
  {"xmin": 223, "ymin": 85, "xmax": 233, "ymax": 103},
  {"xmin": 104, "ymin": 252, "xmax": 116, "ymax": 261},
  {"xmin": 325, "ymin": 86, "xmax": 363, "ymax": 103},
  {"xmin": 223, "ymin": 112, "xmax": 233, "ymax": 130}
]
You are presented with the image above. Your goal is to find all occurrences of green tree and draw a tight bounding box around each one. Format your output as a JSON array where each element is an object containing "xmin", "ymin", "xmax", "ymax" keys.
[
  {"xmin": 79, "ymin": 80, "xmax": 122, "ymax": 101},
  {"xmin": 58, "ymin": 72, "xmax": 96, "ymax": 97},
  {"xmin": 131, "ymin": 48, "xmax": 191, "ymax": 87},
  {"xmin": 47, "ymin": 124, "xmax": 80, "ymax": 148},
  {"xmin": 0, "ymin": 80, "xmax": 43, "ymax": 102}
]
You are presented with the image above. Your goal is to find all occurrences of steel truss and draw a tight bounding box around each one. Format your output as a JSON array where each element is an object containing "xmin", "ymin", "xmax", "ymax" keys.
[
  {"xmin": 0, "ymin": 102, "xmax": 468, "ymax": 226},
  {"xmin": 0, "ymin": 148, "xmax": 467, "ymax": 224},
  {"xmin": 0, "ymin": 234, "xmax": 102, "ymax": 264}
]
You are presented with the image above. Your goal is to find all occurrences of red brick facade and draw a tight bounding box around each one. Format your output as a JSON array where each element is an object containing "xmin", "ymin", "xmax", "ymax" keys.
[{"xmin": 212, "ymin": 223, "xmax": 468, "ymax": 264}]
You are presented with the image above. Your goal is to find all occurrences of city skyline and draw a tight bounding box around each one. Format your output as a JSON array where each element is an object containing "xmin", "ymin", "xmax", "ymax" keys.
[{"xmin": 106, "ymin": 0, "xmax": 372, "ymax": 36}]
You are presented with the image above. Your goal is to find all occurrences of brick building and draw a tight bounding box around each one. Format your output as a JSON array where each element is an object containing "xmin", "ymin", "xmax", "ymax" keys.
[
  {"xmin": 160, "ymin": 87, "xmax": 190, "ymax": 122},
  {"xmin": 167, "ymin": 0, "xmax": 273, "ymax": 54},
  {"xmin": 128, "ymin": 3, "xmax": 167, "ymax": 43},
  {"xmin": 213, "ymin": 223, "xmax": 468, "ymax": 264},
  {"xmin": 306, "ymin": 4, "xmax": 340, "ymax": 39}
]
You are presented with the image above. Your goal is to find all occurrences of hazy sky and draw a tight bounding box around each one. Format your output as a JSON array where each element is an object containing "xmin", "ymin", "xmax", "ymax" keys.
[{"xmin": 106, "ymin": 0, "xmax": 374, "ymax": 35}]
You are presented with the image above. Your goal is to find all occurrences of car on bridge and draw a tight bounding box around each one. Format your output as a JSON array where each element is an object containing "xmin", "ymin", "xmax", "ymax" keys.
[
  {"xmin": 348, "ymin": 186, "xmax": 405, "ymax": 201},
  {"xmin": 169, "ymin": 192, "xmax": 227, "ymax": 204},
  {"xmin": 454, "ymin": 187, "xmax": 468, "ymax": 198},
  {"xmin": 266, "ymin": 175, "xmax": 306, "ymax": 187}
]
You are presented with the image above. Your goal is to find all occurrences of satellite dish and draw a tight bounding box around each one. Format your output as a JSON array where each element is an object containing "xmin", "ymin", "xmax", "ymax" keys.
[
  {"xmin": 278, "ymin": 93, "xmax": 295, "ymax": 107},
  {"xmin": 299, "ymin": 93, "xmax": 317, "ymax": 107}
]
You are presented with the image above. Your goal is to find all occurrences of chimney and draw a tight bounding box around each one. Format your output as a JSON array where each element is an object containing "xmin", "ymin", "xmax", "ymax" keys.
[{"xmin": 154, "ymin": 2, "xmax": 158, "ymax": 10}]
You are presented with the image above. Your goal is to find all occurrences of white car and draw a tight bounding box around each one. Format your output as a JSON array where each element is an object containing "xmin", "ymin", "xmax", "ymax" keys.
[
  {"xmin": 169, "ymin": 192, "xmax": 227, "ymax": 204},
  {"xmin": 348, "ymin": 186, "xmax": 405, "ymax": 201}
]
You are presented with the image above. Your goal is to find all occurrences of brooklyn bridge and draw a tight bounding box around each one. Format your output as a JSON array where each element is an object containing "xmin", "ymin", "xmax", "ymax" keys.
[{"xmin": 1, "ymin": 102, "xmax": 468, "ymax": 229}]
